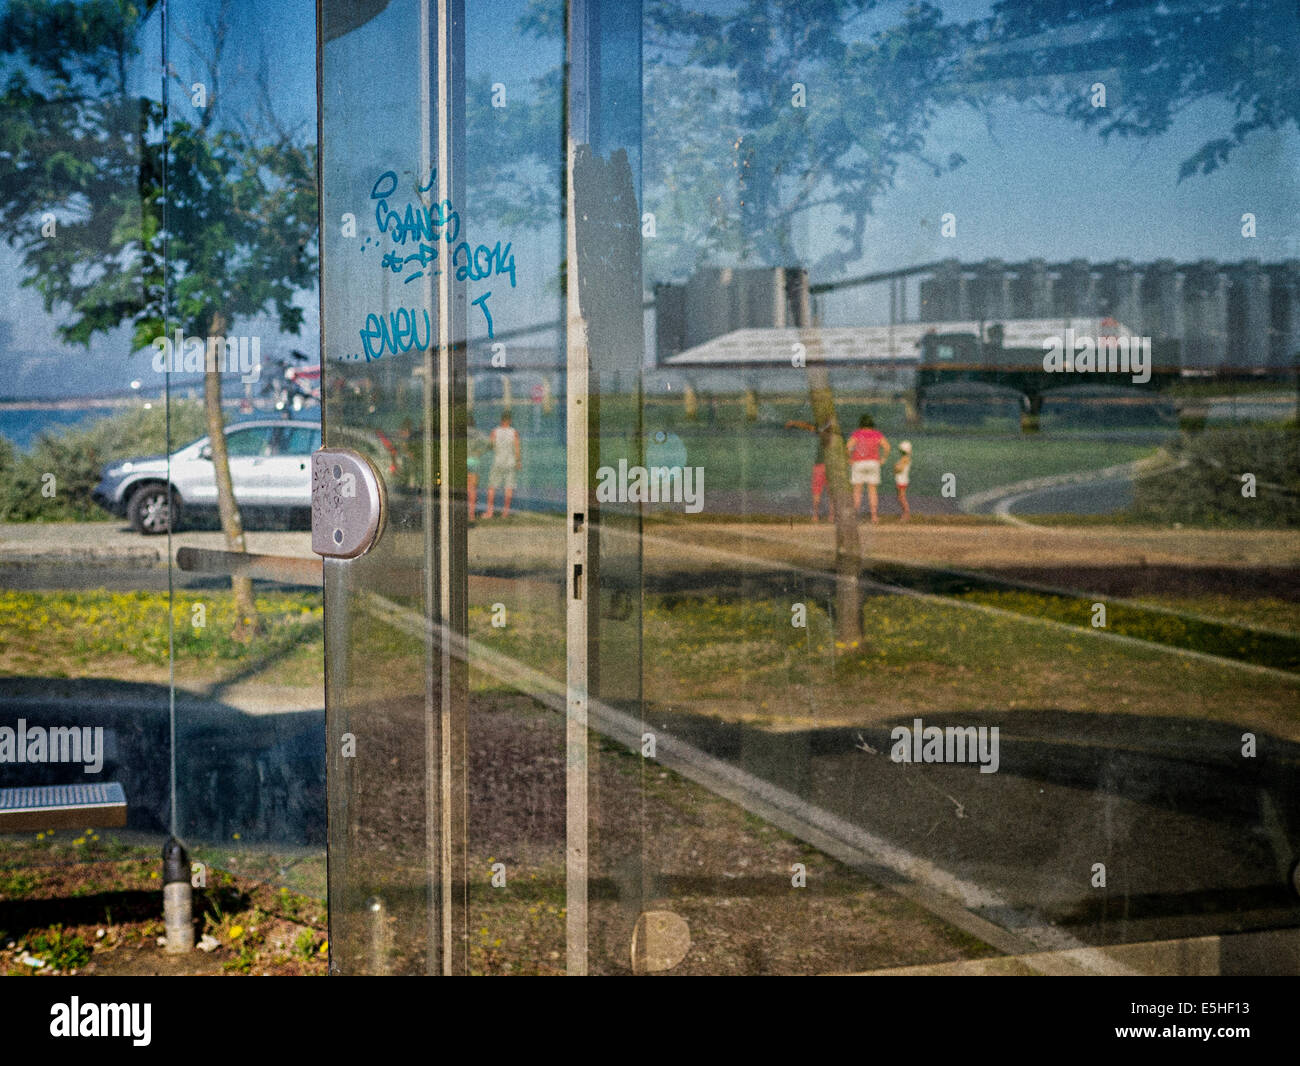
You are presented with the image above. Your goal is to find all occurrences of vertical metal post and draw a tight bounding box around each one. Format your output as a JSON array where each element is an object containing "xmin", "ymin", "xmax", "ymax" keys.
[
  {"xmin": 565, "ymin": 0, "xmax": 597, "ymax": 976},
  {"xmin": 439, "ymin": 0, "xmax": 469, "ymax": 977},
  {"xmin": 421, "ymin": 0, "xmax": 468, "ymax": 976},
  {"xmin": 566, "ymin": 0, "xmax": 644, "ymax": 974}
]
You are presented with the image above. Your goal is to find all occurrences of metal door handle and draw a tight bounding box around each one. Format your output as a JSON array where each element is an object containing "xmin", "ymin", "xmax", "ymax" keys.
[{"xmin": 311, "ymin": 448, "xmax": 386, "ymax": 559}]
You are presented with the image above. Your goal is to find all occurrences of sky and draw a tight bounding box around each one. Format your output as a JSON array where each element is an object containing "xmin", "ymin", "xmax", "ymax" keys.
[{"xmin": 0, "ymin": 0, "xmax": 1295, "ymax": 398}]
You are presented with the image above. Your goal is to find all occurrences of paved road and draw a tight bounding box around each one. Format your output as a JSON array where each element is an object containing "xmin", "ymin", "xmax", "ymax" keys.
[
  {"xmin": 996, "ymin": 471, "xmax": 1134, "ymax": 516},
  {"xmin": 0, "ymin": 522, "xmax": 315, "ymax": 589},
  {"xmin": 963, "ymin": 460, "xmax": 1141, "ymax": 518}
]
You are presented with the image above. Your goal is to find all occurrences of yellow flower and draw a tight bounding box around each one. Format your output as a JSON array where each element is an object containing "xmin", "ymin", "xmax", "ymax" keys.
[{"xmin": 229, "ymin": 925, "xmax": 244, "ymax": 940}]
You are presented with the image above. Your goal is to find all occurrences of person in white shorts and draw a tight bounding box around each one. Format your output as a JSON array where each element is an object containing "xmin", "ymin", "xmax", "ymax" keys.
[
  {"xmin": 894, "ymin": 440, "xmax": 912, "ymax": 521},
  {"xmin": 846, "ymin": 413, "xmax": 890, "ymax": 522},
  {"xmin": 484, "ymin": 411, "xmax": 521, "ymax": 518}
]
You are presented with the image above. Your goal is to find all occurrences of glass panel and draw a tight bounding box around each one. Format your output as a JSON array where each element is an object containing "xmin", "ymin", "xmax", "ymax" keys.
[
  {"xmin": 162, "ymin": 0, "xmax": 325, "ymax": 905},
  {"xmin": 634, "ymin": 0, "xmax": 1299, "ymax": 973},
  {"xmin": 463, "ymin": 0, "xmax": 570, "ymax": 975},
  {"xmin": 320, "ymin": 0, "xmax": 476, "ymax": 975},
  {"xmin": 0, "ymin": 0, "xmax": 168, "ymax": 876},
  {"xmin": 316, "ymin": 0, "xmax": 1297, "ymax": 977},
  {"xmin": 0, "ymin": 0, "xmax": 326, "ymax": 976}
]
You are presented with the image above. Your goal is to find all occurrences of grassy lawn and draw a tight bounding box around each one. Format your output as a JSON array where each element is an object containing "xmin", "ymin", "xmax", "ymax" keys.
[
  {"xmin": 950, "ymin": 588, "xmax": 1300, "ymax": 669},
  {"xmin": 640, "ymin": 593, "xmax": 1296, "ymax": 730},
  {"xmin": 1135, "ymin": 595, "xmax": 1300, "ymax": 634},
  {"xmin": 461, "ymin": 579, "xmax": 1300, "ymax": 736},
  {"xmin": 492, "ymin": 397, "xmax": 1163, "ymax": 511},
  {"xmin": 0, "ymin": 589, "xmax": 323, "ymax": 686},
  {"xmin": 8, "ymin": 576, "xmax": 1285, "ymax": 730},
  {"xmin": 861, "ymin": 565, "xmax": 1300, "ymax": 668}
]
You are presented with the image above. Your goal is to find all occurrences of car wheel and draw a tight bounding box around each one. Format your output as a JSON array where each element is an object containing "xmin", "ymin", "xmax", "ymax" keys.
[{"xmin": 128, "ymin": 483, "xmax": 180, "ymax": 535}]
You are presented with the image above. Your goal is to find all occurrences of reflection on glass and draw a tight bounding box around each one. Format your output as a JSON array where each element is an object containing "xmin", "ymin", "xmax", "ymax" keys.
[
  {"xmin": 0, "ymin": 0, "xmax": 326, "ymax": 971},
  {"xmin": 3, "ymin": 0, "xmax": 1282, "ymax": 977},
  {"xmin": 312, "ymin": 0, "xmax": 1299, "ymax": 976},
  {"xmin": 629, "ymin": 0, "xmax": 1299, "ymax": 972}
]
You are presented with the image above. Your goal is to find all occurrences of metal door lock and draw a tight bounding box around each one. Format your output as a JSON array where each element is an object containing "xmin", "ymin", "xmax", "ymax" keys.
[{"xmin": 311, "ymin": 448, "xmax": 386, "ymax": 559}]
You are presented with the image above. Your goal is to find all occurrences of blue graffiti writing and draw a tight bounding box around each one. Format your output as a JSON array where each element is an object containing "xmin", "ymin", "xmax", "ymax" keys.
[
  {"xmin": 381, "ymin": 242, "xmax": 440, "ymax": 283},
  {"xmin": 371, "ymin": 170, "xmax": 460, "ymax": 248},
  {"xmin": 353, "ymin": 168, "xmax": 517, "ymax": 358},
  {"xmin": 452, "ymin": 241, "xmax": 516, "ymax": 288},
  {"xmin": 359, "ymin": 306, "xmax": 434, "ymax": 361},
  {"xmin": 471, "ymin": 291, "xmax": 494, "ymax": 339}
]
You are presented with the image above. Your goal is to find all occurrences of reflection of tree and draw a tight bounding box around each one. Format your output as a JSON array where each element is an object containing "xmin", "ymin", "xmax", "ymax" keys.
[
  {"xmin": 0, "ymin": 0, "xmax": 317, "ymax": 638},
  {"xmin": 645, "ymin": 0, "xmax": 968, "ymax": 279},
  {"xmin": 971, "ymin": 0, "xmax": 1297, "ymax": 181},
  {"xmin": 466, "ymin": 1, "xmax": 1294, "ymax": 280},
  {"xmin": 465, "ymin": 67, "xmax": 562, "ymax": 234},
  {"xmin": 642, "ymin": 0, "xmax": 1295, "ymax": 277}
]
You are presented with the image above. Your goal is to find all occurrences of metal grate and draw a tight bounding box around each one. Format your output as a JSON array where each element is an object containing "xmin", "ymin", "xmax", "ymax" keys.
[{"xmin": 0, "ymin": 783, "xmax": 127, "ymax": 830}]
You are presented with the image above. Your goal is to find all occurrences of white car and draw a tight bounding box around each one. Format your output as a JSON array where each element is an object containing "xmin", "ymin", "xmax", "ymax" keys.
[{"xmin": 93, "ymin": 418, "xmax": 321, "ymax": 534}]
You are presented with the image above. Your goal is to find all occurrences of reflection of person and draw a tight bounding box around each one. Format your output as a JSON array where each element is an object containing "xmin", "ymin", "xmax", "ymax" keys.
[
  {"xmin": 846, "ymin": 414, "xmax": 890, "ymax": 523},
  {"xmin": 466, "ymin": 415, "xmax": 489, "ymax": 521},
  {"xmin": 785, "ymin": 419, "xmax": 835, "ymax": 522},
  {"xmin": 894, "ymin": 440, "xmax": 912, "ymax": 522},
  {"xmin": 483, "ymin": 411, "xmax": 521, "ymax": 519}
]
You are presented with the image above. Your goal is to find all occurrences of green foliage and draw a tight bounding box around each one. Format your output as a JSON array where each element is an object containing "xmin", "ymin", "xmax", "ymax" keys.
[
  {"xmin": 0, "ymin": 0, "xmax": 317, "ymax": 346},
  {"xmin": 0, "ymin": 871, "xmax": 36, "ymax": 896},
  {"xmin": 27, "ymin": 925, "xmax": 91, "ymax": 971},
  {"xmin": 293, "ymin": 927, "xmax": 318, "ymax": 961},
  {"xmin": 506, "ymin": 0, "xmax": 1294, "ymax": 284},
  {"xmin": 0, "ymin": 1, "xmax": 165, "ymax": 340},
  {"xmin": 1133, "ymin": 426, "xmax": 1300, "ymax": 529},
  {"xmin": 981, "ymin": 0, "xmax": 1298, "ymax": 182},
  {"xmin": 0, "ymin": 588, "xmax": 323, "ymax": 666},
  {"xmin": 644, "ymin": 1, "xmax": 967, "ymax": 277},
  {"xmin": 0, "ymin": 400, "xmax": 207, "ymax": 521}
]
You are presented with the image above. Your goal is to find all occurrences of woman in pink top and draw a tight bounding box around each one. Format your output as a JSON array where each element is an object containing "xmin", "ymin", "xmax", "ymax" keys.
[{"xmin": 846, "ymin": 414, "xmax": 890, "ymax": 523}]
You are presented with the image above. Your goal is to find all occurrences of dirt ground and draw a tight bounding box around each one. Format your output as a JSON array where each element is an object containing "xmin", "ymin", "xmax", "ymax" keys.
[
  {"xmin": 0, "ymin": 847, "xmax": 328, "ymax": 977},
  {"xmin": 322, "ymin": 690, "xmax": 1000, "ymax": 975}
]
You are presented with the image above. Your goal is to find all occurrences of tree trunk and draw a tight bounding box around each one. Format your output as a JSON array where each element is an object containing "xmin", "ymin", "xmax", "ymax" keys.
[
  {"xmin": 792, "ymin": 276, "xmax": 862, "ymax": 645},
  {"xmin": 204, "ymin": 311, "xmax": 261, "ymax": 639}
]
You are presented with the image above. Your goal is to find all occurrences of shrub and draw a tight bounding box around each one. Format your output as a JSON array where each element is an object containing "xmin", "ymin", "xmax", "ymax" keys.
[
  {"xmin": 1133, "ymin": 425, "xmax": 1300, "ymax": 528},
  {"xmin": 27, "ymin": 926, "xmax": 92, "ymax": 971},
  {"xmin": 0, "ymin": 401, "xmax": 208, "ymax": 521}
]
